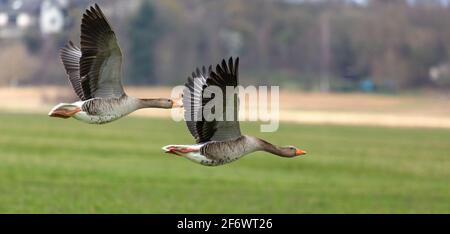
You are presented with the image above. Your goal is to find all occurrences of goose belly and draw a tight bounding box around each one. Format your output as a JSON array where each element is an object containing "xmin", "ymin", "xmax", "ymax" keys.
[
  {"xmin": 163, "ymin": 137, "xmax": 255, "ymax": 167},
  {"xmin": 198, "ymin": 138, "xmax": 256, "ymax": 166},
  {"xmin": 74, "ymin": 98, "xmax": 137, "ymax": 124},
  {"xmin": 73, "ymin": 111, "xmax": 124, "ymax": 124},
  {"xmin": 183, "ymin": 146, "xmax": 243, "ymax": 167},
  {"xmin": 199, "ymin": 156, "xmax": 240, "ymax": 166},
  {"xmin": 198, "ymin": 152, "xmax": 242, "ymax": 166}
]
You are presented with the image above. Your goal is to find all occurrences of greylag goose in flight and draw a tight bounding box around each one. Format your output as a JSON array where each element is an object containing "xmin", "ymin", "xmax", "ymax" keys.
[
  {"xmin": 162, "ymin": 57, "xmax": 306, "ymax": 166},
  {"xmin": 49, "ymin": 4, "xmax": 181, "ymax": 124}
]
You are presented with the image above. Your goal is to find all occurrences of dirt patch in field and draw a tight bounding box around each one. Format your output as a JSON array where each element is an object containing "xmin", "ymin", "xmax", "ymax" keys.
[{"xmin": 1, "ymin": 86, "xmax": 450, "ymax": 128}]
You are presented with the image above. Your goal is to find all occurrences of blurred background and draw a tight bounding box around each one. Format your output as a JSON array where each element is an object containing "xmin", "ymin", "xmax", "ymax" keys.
[
  {"xmin": 0, "ymin": 0, "xmax": 449, "ymax": 213},
  {"xmin": 1, "ymin": 0, "xmax": 450, "ymax": 126},
  {"xmin": 4, "ymin": 0, "xmax": 450, "ymax": 89}
]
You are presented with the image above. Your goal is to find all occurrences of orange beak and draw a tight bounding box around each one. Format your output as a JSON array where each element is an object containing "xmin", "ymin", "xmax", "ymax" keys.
[
  {"xmin": 295, "ymin": 149, "xmax": 307, "ymax": 156},
  {"xmin": 171, "ymin": 98, "xmax": 183, "ymax": 108}
]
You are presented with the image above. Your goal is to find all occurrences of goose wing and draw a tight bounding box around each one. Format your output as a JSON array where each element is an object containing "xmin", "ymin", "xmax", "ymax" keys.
[
  {"xmin": 60, "ymin": 41, "xmax": 85, "ymax": 100},
  {"xmin": 183, "ymin": 65, "xmax": 210, "ymax": 142},
  {"xmin": 79, "ymin": 4, "xmax": 125, "ymax": 99},
  {"xmin": 183, "ymin": 57, "xmax": 242, "ymax": 143}
]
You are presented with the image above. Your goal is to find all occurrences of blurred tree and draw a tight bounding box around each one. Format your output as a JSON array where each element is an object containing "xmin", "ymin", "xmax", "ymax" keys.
[
  {"xmin": 22, "ymin": 31, "xmax": 43, "ymax": 55},
  {"xmin": 3, "ymin": 0, "xmax": 450, "ymax": 91},
  {"xmin": 127, "ymin": 0, "xmax": 161, "ymax": 85}
]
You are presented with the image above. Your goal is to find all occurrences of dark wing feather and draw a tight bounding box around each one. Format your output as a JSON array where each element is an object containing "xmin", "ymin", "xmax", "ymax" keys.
[
  {"xmin": 80, "ymin": 4, "xmax": 125, "ymax": 99},
  {"xmin": 183, "ymin": 57, "xmax": 241, "ymax": 143},
  {"xmin": 183, "ymin": 65, "xmax": 211, "ymax": 143},
  {"xmin": 206, "ymin": 57, "xmax": 241, "ymax": 142},
  {"xmin": 60, "ymin": 41, "xmax": 85, "ymax": 100}
]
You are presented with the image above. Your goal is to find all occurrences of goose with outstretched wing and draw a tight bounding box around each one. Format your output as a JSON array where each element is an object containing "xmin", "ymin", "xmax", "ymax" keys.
[
  {"xmin": 162, "ymin": 57, "xmax": 306, "ymax": 166},
  {"xmin": 49, "ymin": 4, "xmax": 181, "ymax": 124}
]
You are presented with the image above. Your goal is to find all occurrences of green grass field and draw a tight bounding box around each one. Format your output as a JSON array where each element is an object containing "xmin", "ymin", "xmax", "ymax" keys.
[{"xmin": 0, "ymin": 112, "xmax": 448, "ymax": 213}]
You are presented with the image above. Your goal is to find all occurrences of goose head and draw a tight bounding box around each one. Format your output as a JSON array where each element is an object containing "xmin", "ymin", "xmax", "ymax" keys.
[
  {"xmin": 255, "ymin": 137, "xmax": 306, "ymax": 158},
  {"xmin": 260, "ymin": 142, "xmax": 307, "ymax": 158},
  {"xmin": 279, "ymin": 146, "xmax": 307, "ymax": 157},
  {"xmin": 48, "ymin": 103, "xmax": 81, "ymax": 119}
]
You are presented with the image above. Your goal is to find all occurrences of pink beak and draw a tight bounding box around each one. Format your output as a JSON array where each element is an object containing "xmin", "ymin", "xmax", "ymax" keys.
[{"xmin": 49, "ymin": 107, "xmax": 81, "ymax": 119}]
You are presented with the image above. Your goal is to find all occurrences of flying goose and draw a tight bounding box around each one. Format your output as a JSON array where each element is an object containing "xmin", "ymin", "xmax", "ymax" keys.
[
  {"xmin": 162, "ymin": 57, "xmax": 306, "ymax": 166},
  {"xmin": 49, "ymin": 4, "xmax": 181, "ymax": 124}
]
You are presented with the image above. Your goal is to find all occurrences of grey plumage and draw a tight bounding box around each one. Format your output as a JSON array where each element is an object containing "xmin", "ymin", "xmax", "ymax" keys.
[
  {"xmin": 197, "ymin": 135, "xmax": 301, "ymax": 166},
  {"xmin": 183, "ymin": 65, "xmax": 210, "ymax": 142},
  {"xmin": 80, "ymin": 4, "xmax": 125, "ymax": 99},
  {"xmin": 183, "ymin": 57, "xmax": 241, "ymax": 143},
  {"xmin": 60, "ymin": 41, "xmax": 85, "ymax": 100},
  {"xmin": 60, "ymin": 4, "xmax": 124, "ymax": 101},
  {"xmin": 169, "ymin": 57, "xmax": 305, "ymax": 166},
  {"xmin": 199, "ymin": 136, "xmax": 259, "ymax": 166},
  {"xmin": 52, "ymin": 4, "xmax": 179, "ymax": 124},
  {"xmin": 81, "ymin": 95, "xmax": 128, "ymax": 115}
]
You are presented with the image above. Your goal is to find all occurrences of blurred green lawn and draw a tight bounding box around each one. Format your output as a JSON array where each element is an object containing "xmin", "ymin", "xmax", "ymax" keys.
[{"xmin": 0, "ymin": 112, "xmax": 448, "ymax": 213}]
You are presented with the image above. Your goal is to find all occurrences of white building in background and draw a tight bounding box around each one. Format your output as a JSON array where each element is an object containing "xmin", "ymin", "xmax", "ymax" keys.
[
  {"xmin": 0, "ymin": 12, "xmax": 9, "ymax": 27},
  {"xmin": 430, "ymin": 63, "xmax": 450, "ymax": 86},
  {"xmin": 40, "ymin": 0, "xmax": 65, "ymax": 34},
  {"xmin": 0, "ymin": 0, "xmax": 77, "ymax": 38}
]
